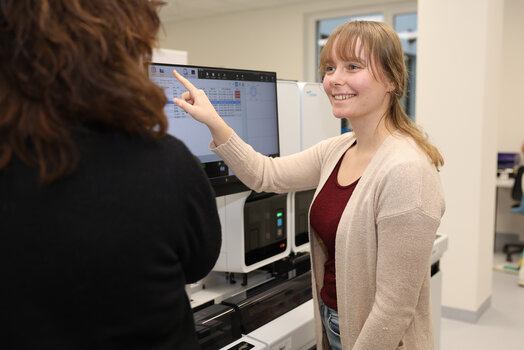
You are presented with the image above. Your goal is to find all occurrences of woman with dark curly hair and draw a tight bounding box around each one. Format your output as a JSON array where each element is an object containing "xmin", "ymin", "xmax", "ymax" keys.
[{"xmin": 0, "ymin": 1, "xmax": 221, "ymax": 349}]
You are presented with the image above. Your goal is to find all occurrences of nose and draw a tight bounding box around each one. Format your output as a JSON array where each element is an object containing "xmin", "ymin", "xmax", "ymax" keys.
[{"xmin": 326, "ymin": 68, "xmax": 344, "ymax": 86}]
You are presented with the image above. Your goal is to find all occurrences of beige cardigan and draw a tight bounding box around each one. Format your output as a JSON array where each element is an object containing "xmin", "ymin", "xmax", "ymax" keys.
[{"xmin": 212, "ymin": 130, "xmax": 445, "ymax": 350}]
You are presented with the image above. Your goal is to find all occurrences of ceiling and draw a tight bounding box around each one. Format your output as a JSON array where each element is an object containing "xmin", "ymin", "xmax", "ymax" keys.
[{"xmin": 158, "ymin": 0, "xmax": 319, "ymax": 22}]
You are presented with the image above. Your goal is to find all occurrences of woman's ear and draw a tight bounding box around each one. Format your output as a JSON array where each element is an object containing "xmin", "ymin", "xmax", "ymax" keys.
[{"xmin": 386, "ymin": 79, "xmax": 396, "ymax": 94}]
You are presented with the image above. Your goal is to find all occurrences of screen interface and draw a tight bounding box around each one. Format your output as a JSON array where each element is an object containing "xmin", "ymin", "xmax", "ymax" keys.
[{"xmin": 149, "ymin": 63, "xmax": 279, "ymax": 192}]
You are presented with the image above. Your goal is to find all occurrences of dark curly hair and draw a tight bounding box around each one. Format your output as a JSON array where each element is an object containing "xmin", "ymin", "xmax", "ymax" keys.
[{"xmin": 0, "ymin": 0, "xmax": 168, "ymax": 183}]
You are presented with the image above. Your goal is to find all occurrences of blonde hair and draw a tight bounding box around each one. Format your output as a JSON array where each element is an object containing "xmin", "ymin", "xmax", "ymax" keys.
[{"xmin": 319, "ymin": 21, "xmax": 443, "ymax": 169}]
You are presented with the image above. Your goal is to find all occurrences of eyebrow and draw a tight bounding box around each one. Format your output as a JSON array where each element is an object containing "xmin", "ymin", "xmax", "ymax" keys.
[{"xmin": 344, "ymin": 56, "xmax": 366, "ymax": 64}]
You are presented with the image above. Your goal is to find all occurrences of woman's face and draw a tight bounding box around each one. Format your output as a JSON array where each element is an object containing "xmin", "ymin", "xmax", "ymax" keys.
[{"xmin": 322, "ymin": 40, "xmax": 392, "ymax": 122}]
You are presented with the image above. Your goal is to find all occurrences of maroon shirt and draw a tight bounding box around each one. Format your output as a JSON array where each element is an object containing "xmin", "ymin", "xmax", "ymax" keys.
[{"xmin": 310, "ymin": 154, "xmax": 359, "ymax": 310}]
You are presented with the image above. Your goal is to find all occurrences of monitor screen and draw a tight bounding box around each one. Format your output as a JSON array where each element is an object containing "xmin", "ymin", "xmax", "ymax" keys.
[{"xmin": 149, "ymin": 63, "xmax": 280, "ymax": 196}]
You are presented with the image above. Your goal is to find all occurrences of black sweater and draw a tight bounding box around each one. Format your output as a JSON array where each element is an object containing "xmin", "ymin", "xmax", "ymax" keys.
[{"xmin": 0, "ymin": 128, "xmax": 221, "ymax": 349}]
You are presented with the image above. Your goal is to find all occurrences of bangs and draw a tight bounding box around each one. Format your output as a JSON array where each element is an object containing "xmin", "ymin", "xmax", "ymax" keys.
[
  {"xmin": 333, "ymin": 32, "xmax": 366, "ymax": 64},
  {"xmin": 318, "ymin": 21, "xmax": 380, "ymax": 79}
]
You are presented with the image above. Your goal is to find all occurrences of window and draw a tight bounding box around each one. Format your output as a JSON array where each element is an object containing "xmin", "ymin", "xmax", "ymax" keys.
[{"xmin": 394, "ymin": 13, "xmax": 417, "ymax": 120}]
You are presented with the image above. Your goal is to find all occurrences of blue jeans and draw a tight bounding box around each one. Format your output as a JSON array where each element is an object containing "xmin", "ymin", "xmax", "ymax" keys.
[{"xmin": 320, "ymin": 300, "xmax": 342, "ymax": 350}]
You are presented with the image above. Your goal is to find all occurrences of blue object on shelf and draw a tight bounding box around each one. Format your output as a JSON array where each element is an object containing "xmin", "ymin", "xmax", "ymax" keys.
[{"xmin": 511, "ymin": 194, "xmax": 524, "ymax": 215}]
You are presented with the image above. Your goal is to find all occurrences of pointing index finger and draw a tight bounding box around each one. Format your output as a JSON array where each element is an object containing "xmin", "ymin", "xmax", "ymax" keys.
[{"xmin": 173, "ymin": 69, "xmax": 198, "ymax": 93}]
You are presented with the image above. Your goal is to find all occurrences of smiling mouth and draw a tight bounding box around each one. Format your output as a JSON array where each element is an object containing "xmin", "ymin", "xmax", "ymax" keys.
[{"xmin": 333, "ymin": 94, "xmax": 356, "ymax": 100}]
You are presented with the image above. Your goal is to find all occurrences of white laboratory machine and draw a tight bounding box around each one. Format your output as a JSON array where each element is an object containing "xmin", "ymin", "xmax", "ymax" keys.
[
  {"xmin": 149, "ymin": 63, "xmax": 291, "ymax": 274},
  {"xmin": 277, "ymin": 80, "xmax": 340, "ymax": 254},
  {"xmin": 213, "ymin": 190, "xmax": 291, "ymax": 274}
]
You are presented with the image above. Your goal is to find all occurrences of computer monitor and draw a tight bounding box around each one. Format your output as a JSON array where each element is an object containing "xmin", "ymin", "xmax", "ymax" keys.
[{"xmin": 149, "ymin": 63, "xmax": 280, "ymax": 196}]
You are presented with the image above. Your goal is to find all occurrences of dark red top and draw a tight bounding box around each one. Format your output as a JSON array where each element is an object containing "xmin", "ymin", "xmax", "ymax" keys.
[{"xmin": 310, "ymin": 154, "xmax": 359, "ymax": 310}]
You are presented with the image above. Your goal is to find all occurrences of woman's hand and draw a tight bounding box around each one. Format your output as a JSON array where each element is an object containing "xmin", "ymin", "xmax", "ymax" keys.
[
  {"xmin": 172, "ymin": 69, "xmax": 232, "ymax": 146},
  {"xmin": 172, "ymin": 69, "xmax": 220, "ymax": 126}
]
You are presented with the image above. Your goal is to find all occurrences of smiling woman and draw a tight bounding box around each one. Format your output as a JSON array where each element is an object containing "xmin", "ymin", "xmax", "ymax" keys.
[
  {"xmin": 319, "ymin": 20, "xmax": 442, "ymax": 169},
  {"xmin": 321, "ymin": 41, "xmax": 394, "ymax": 122},
  {"xmin": 169, "ymin": 19, "xmax": 446, "ymax": 350}
]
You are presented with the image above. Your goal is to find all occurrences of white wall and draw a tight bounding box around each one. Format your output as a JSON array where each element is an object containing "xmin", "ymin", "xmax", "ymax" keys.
[
  {"xmin": 159, "ymin": 5, "xmax": 303, "ymax": 81},
  {"xmin": 152, "ymin": 48, "xmax": 187, "ymax": 64},
  {"xmin": 417, "ymin": 0, "xmax": 503, "ymax": 319},
  {"xmin": 158, "ymin": 0, "xmax": 416, "ymax": 82},
  {"xmin": 499, "ymin": 0, "xmax": 524, "ymax": 155}
]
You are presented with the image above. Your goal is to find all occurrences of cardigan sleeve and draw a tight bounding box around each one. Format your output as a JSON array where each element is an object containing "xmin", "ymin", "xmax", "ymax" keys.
[
  {"xmin": 354, "ymin": 209, "xmax": 440, "ymax": 350},
  {"xmin": 352, "ymin": 160, "xmax": 445, "ymax": 350},
  {"xmin": 211, "ymin": 131, "xmax": 327, "ymax": 194}
]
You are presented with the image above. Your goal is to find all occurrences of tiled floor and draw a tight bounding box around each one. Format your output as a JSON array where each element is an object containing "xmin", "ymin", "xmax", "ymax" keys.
[{"xmin": 440, "ymin": 253, "xmax": 524, "ymax": 349}]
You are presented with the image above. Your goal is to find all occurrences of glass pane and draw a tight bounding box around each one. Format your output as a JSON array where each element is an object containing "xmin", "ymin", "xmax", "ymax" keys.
[
  {"xmin": 394, "ymin": 13, "xmax": 417, "ymax": 56},
  {"xmin": 394, "ymin": 13, "xmax": 417, "ymax": 120}
]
